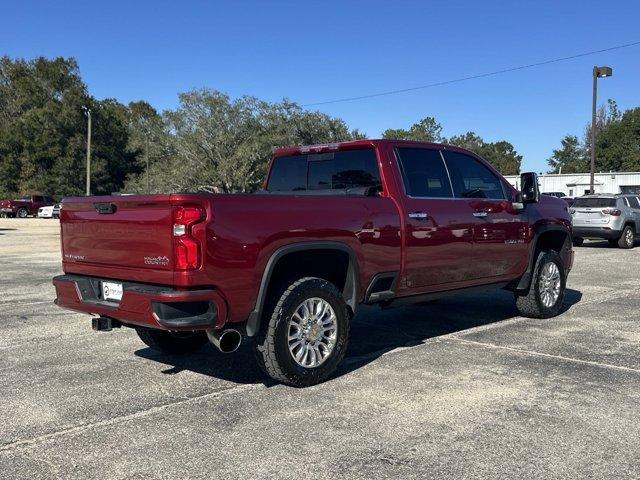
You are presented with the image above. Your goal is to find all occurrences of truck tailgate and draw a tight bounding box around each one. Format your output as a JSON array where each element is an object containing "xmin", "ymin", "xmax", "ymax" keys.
[{"xmin": 61, "ymin": 195, "xmax": 176, "ymax": 272}]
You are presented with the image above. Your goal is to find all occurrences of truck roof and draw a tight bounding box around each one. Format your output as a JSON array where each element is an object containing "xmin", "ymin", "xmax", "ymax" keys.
[{"xmin": 272, "ymin": 139, "xmax": 462, "ymax": 157}]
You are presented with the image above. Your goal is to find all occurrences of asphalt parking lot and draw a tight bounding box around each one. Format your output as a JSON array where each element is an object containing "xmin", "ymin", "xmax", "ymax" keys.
[{"xmin": 1, "ymin": 218, "xmax": 639, "ymax": 479}]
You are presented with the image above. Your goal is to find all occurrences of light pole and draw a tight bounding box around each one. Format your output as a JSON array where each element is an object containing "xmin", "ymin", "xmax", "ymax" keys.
[
  {"xmin": 590, "ymin": 66, "xmax": 612, "ymax": 194},
  {"xmin": 145, "ymin": 134, "xmax": 150, "ymax": 194},
  {"xmin": 82, "ymin": 106, "xmax": 92, "ymax": 196}
]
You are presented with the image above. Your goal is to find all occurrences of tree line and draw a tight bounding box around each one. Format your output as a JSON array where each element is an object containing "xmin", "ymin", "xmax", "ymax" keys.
[
  {"xmin": 547, "ymin": 99, "xmax": 640, "ymax": 174},
  {"xmin": 1, "ymin": 56, "xmax": 638, "ymax": 198}
]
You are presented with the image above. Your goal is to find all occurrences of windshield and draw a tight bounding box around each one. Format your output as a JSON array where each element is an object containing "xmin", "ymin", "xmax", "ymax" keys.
[{"xmin": 573, "ymin": 197, "xmax": 616, "ymax": 208}]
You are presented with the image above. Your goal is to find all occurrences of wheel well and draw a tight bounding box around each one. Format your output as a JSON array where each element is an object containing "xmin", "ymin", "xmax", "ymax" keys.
[
  {"xmin": 535, "ymin": 230, "xmax": 569, "ymax": 255},
  {"xmin": 265, "ymin": 249, "xmax": 351, "ymax": 305},
  {"xmin": 245, "ymin": 243, "xmax": 359, "ymax": 337},
  {"xmin": 512, "ymin": 228, "xmax": 570, "ymax": 292}
]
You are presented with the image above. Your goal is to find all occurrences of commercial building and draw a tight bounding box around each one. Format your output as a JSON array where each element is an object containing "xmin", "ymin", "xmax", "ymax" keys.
[{"xmin": 504, "ymin": 172, "xmax": 640, "ymax": 197}]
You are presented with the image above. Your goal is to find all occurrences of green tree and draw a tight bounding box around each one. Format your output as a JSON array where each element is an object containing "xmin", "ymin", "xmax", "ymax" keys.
[
  {"xmin": 0, "ymin": 56, "xmax": 141, "ymax": 197},
  {"xmin": 595, "ymin": 106, "xmax": 640, "ymax": 172},
  {"xmin": 546, "ymin": 135, "xmax": 586, "ymax": 173},
  {"xmin": 124, "ymin": 90, "xmax": 362, "ymax": 194},
  {"xmin": 382, "ymin": 117, "xmax": 443, "ymax": 142},
  {"xmin": 549, "ymin": 100, "xmax": 640, "ymax": 174},
  {"xmin": 447, "ymin": 132, "xmax": 522, "ymax": 175}
]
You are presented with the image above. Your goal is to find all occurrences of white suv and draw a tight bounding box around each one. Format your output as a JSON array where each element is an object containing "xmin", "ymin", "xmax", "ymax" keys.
[{"xmin": 571, "ymin": 195, "xmax": 640, "ymax": 248}]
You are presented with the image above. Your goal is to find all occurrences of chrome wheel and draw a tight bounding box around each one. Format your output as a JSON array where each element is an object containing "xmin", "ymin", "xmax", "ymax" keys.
[
  {"xmin": 539, "ymin": 262, "xmax": 561, "ymax": 308},
  {"xmin": 625, "ymin": 228, "xmax": 634, "ymax": 247},
  {"xmin": 288, "ymin": 297, "xmax": 337, "ymax": 368}
]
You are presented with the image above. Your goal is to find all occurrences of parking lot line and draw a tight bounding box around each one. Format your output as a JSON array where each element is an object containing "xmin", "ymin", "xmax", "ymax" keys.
[{"xmin": 448, "ymin": 337, "xmax": 640, "ymax": 375}]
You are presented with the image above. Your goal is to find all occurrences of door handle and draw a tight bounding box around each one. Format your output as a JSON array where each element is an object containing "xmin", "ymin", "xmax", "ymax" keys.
[
  {"xmin": 472, "ymin": 211, "xmax": 488, "ymax": 217},
  {"xmin": 408, "ymin": 211, "xmax": 429, "ymax": 220}
]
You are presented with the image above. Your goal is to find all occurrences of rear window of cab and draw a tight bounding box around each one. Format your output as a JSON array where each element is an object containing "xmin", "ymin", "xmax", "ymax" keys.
[{"xmin": 267, "ymin": 149, "xmax": 381, "ymax": 194}]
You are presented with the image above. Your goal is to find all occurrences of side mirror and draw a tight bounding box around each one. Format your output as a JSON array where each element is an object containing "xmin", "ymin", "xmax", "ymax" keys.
[{"xmin": 520, "ymin": 172, "xmax": 539, "ymax": 204}]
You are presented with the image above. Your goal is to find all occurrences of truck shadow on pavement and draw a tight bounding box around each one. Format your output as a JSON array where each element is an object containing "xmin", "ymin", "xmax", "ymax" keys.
[{"xmin": 135, "ymin": 287, "xmax": 582, "ymax": 387}]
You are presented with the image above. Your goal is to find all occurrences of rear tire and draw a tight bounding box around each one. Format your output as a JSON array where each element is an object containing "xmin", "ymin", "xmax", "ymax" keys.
[
  {"xmin": 617, "ymin": 225, "xmax": 635, "ymax": 249},
  {"xmin": 253, "ymin": 277, "xmax": 350, "ymax": 387},
  {"xmin": 135, "ymin": 327, "xmax": 208, "ymax": 354},
  {"xmin": 16, "ymin": 208, "xmax": 28, "ymax": 218},
  {"xmin": 515, "ymin": 250, "xmax": 566, "ymax": 319},
  {"xmin": 572, "ymin": 237, "xmax": 584, "ymax": 247}
]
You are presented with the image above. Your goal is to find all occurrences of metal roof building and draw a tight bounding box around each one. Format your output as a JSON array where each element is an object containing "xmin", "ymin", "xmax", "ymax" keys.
[{"xmin": 504, "ymin": 172, "xmax": 640, "ymax": 197}]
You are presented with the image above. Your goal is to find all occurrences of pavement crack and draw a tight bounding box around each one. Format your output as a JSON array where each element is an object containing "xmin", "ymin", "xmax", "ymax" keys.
[
  {"xmin": 0, "ymin": 383, "xmax": 259, "ymax": 453},
  {"xmin": 447, "ymin": 337, "xmax": 640, "ymax": 374}
]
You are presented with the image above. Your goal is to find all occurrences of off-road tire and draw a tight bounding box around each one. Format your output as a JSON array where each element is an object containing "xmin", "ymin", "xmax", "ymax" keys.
[
  {"xmin": 572, "ymin": 237, "xmax": 584, "ymax": 247},
  {"xmin": 515, "ymin": 250, "xmax": 566, "ymax": 319},
  {"xmin": 617, "ymin": 225, "xmax": 635, "ymax": 249},
  {"xmin": 135, "ymin": 327, "xmax": 208, "ymax": 354},
  {"xmin": 16, "ymin": 208, "xmax": 28, "ymax": 218},
  {"xmin": 253, "ymin": 277, "xmax": 350, "ymax": 387}
]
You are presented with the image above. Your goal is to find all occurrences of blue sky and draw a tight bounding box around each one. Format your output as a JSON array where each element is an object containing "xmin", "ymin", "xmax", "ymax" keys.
[{"xmin": 3, "ymin": 0, "xmax": 640, "ymax": 172}]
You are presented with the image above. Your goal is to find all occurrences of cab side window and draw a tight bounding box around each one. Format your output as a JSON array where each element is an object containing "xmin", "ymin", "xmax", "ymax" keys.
[
  {"xmin": 442, "ymin": 151, "xmax": 506, "ymax": 200},
  {"xmin": 395, "ymin": 148, "xmax": 453, "ymax": 198}
]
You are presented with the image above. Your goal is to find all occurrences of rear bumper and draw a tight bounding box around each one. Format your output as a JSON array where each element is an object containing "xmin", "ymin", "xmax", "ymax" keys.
[
  {"xmin": 53, "ymin": 274, "xmax": 228, "ymax": 331},
  {"xmin": 0, "ymin": 207, "xmax": 16, "ymax": 213},
  {"xmin": 573, "ymin": 227, "xmax": 621, "ymax": 240}
]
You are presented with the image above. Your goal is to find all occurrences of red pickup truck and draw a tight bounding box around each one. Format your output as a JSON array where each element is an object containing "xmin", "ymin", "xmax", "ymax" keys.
[
  {"xmin": 0, "ymin": 194, "xmax": 56, "ymax": 218},
  {"xmin": 54, "ymin": 140, "xmax": 573, "ymax": 387}
]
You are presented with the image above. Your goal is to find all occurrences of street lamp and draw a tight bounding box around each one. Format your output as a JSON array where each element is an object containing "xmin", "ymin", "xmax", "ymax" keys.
[
  {"xmin": 82, "ymin": 106, "xmax": 92, "ymax": 196},
  {"xmin": 590, "ymin": 66, "xmax": 612, "ymax": 194}
]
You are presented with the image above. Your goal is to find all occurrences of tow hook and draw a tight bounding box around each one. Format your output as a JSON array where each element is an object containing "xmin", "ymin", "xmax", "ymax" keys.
[{"xmin": 92, "ymin": 316, "xmax": 122, "ymax": 332}]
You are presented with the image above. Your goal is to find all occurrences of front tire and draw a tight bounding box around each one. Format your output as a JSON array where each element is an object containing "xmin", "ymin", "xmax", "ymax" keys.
[
  {"xmin": 135, "ymin": 327, "xmax": 208, "ymax": 354},
  {"xmin": 16, "ymin": 208, "xmax": 28, "ymax": 218},
  {"xmin": 572, "ymin": 237, "xmax": 584, "ymax": 247},
  {"xmin": 516, "ymin": 250, "xmax": 566, "ymax": 319},
  {"xmin": 617, "ymin": 225, "xmax": 635, "ymax": 249},
  {"xmin": 253, "ymin": 277, "xmax": 350, "ymax": 387}
]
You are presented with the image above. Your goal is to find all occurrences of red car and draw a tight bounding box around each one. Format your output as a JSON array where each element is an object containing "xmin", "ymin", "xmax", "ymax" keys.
[
  {"xmin": 0, "ymin": 194, "xmax": 56, "ymax": 218},
  {"xmin": 53, "ymin": 140, "xmax": 573, "ymax": 386}
]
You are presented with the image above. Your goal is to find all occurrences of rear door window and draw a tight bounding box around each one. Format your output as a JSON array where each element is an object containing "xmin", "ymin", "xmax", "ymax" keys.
[
  {"xmin": 394, "ymin": 148, "xmax": 452, "ymax": 198},
  {"xmin": 267, "ymin": 155, "xmax": 308, "ymax": 191},
  {"xmin": 442, "ymin": 151, "xmax": 505, "ymax": 200},
  {"xmin": 267, "ymin": 149, "xmax": 381, "ymax": 193},
  {"xmin": 627, "ymin": 196, "xmax": 640, "ymax": 208},
  {"xmin": 573, "ymin": 198, "xmax": 616, "ymax": 208}
]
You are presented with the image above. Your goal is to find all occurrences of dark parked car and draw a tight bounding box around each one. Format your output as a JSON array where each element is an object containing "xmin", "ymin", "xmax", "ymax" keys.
[{"xmin": 53, "ymin": 140, "xmax": 573, "ymax": 386}]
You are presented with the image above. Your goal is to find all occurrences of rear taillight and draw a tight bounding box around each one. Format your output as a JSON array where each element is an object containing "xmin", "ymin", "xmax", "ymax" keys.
[
  {"xmin": 173, "ymin": 206, "xmax": 205, "ymax": 270},
  {"xmin": 602, "ymin": 208, "xmax": 621, "ymax": 216}
]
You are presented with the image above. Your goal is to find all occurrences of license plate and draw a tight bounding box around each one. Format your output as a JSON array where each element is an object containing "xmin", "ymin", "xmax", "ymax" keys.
[{"xmin": 102, "ymin": 281, "xmax": 123, "ymax": 302}]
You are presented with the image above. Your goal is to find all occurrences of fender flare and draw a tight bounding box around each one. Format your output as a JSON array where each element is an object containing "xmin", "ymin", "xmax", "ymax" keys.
[
  {"xmin": 245, "ymin": 241, "xmax": 359, "ymax": 337},
  {"xmin": 515, "ymin": 225, "xmax": 571, "ymax": 291}
]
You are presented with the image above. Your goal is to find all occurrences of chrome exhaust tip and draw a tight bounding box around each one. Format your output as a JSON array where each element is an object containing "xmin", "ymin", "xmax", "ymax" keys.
[{"xmin": 207, "ymin": 329, "xmax": 242, "ymax": 353}]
